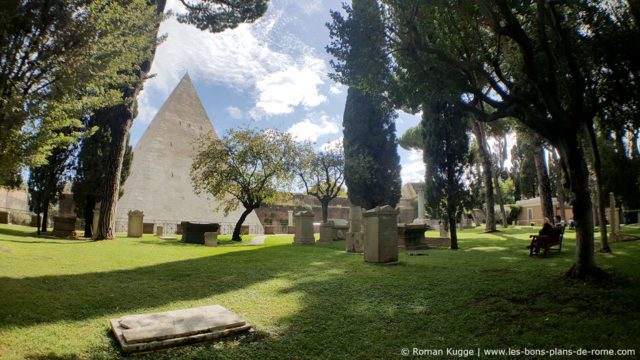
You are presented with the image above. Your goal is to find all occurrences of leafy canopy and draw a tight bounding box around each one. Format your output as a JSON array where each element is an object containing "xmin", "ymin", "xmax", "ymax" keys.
[{"xmin": 190, "ymin": 128, "xmax": 303, "ymax": 214}]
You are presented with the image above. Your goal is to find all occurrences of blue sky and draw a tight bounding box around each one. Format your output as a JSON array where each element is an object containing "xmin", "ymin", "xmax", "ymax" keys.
[{"xmin": 130, "ymin": 0, "xmax": 425, "ymax": 184}]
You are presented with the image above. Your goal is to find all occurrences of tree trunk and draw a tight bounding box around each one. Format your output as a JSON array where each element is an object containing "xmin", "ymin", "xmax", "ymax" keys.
[
  {"xmin": 448, "ymin": 214, "xmax": 458, "ymax": 250},
  {"xmin": 84, "ymin": 194, "xmax": 95, "ymax": 238},
  {"xmin": 584, "ymin": 122, "xmax": 610, "ymax": 252},
  {"xmin": 551, "ymin": 153, "xmax": 568, "ymax": 223},
  {"xmin": 559, "ymin": 141, "xmax": 604, "ymax": 280},
  {"xmin": 470, "ymin": 120, "xmax": 496, "ymax": 232},
  {"xmin": 41, "ymin": 204, "xmax": 49, "ymax": 233},
  {"xmin": 94, "ymin": 0, "xmax": 167, "ymax": 240},
  {"xmin": 493, "ymin": 170, "xmax": 508, "ymax": 227},
  {"xmin": 232, "ymin": 207, "xmax": 254, "ymax": 241},
  {"xmin": 36, "ymin": 211, "xmax": 41, "ymax": 236},
  {"xmin": 533, "ymin": 143, "xmax": 554, "ymax": 220},
  {"xmin": 321, "ymin": 199, "xmax": 329, "ymax": 223}
]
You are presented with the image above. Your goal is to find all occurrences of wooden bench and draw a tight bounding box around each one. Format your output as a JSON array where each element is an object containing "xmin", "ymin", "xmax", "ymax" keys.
[{"xmin": 529, "ymin": 225, "xmax": 565, "ymax": 257}]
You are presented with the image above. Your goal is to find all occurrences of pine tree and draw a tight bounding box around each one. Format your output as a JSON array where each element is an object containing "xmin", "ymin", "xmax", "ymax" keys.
[{"xmin": 327, "ymin": 0, "xmax": 401, "ymax": 209}]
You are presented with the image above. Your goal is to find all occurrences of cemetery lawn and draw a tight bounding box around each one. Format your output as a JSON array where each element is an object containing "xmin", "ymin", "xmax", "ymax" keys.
[{"xmin": 1, "ymin": 224, "xmax": 639, "ymax": 359}]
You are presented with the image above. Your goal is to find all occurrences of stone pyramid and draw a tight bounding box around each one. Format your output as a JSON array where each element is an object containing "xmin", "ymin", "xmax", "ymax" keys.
[{"xmin": 116, "ymin": 73, "xmax": 263, "ymax": 233}]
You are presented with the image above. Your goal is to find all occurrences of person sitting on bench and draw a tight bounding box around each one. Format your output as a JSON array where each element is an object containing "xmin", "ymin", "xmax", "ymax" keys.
[
  {"xmin": 554, "ymin": 215, "xmax": 564, "ymax": 227},
  {"xmin": 527, "ymin": 217, "xmax": 553, "ymax": 255}
]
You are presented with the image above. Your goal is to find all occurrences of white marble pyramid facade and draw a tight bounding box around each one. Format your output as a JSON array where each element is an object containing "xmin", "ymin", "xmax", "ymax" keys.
[{"xmin": 116, "ymin": 74, "xmax": 263, "ymax": 233}]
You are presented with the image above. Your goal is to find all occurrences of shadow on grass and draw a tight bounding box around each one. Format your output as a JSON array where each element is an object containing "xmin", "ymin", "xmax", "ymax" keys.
[{"xmin": 3, "ymin": 226, "xmax": 640, "ymax": 359}]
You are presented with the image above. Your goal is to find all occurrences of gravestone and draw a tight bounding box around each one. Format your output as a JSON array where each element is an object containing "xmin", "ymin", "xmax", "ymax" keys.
[
  {"xmin": 0, "ymin": 211, "xmax": 8, "ymax": 224},
  {"xmin": 156, "ymin": 226, "xmax": 164, "ymax": 237},
  {"xmin": 52, "ymin": 216, "xmax": 77, "ymax": 238},
  {"xmin": 439, "ymin": 224, "xmax": 449, "ymax": 239},
  {"xmin": 330, "ymin": 219, "xmax": 349, "ymax": 240},
  {"xmin": 92, "ymin": 205, "xmax": 100, "ymax": 235},
  {"xmin": 363, "ymin": 205, "xmax": 399, "ymax": 264},
  {"xmin": 110, "ymin": 304, "xmax": 251, "ymax": 354},
  {"xmin": 319, "ymin": 221, "xmax": 334, "ymax": 243},
  {"xmin": 264, "ymin": 225, "xmax": 275, "ymax": 234},
  {"xmin": 181, "ymin": 222, "xmax": 220, "ymax": 244},
  {"xmin": 397, "ymin": 223, "xmax": 428, "ymax": 250},
  {"xmin": 346, "ymin": 205, "xmax": 364, "ymax": 253},
  {"xmin": 204, "ymin": 232, "xmax": 217, "ymax": 246},
  {"xmin": 127, "ymin": 211, "xmax": 144, "ymax": 238},
  {"xmin": 30, "ymin": 214, "xmax": 40, "ymax": 228},
  {"xmin": 293, "ymin": 210, "xmax": 315, "ymax": 245},
  {"xmin": 143, "ymin": 223, "xmax": 154, "ymax": 234}
]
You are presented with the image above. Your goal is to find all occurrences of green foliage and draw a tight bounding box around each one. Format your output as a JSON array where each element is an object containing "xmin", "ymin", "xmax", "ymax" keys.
[
  {"xmin": 27, "ymin": 147, "xmax": 75, "ymax": 216},
  {"xmin": 422, "ymin": 101, "xmax": 470, "ymax": 235},
  {"xmin": 191, "ymin": 128, "xmax": 303, "ymax": 215},
  {"xmin": 72, "ymin": 113, "xmax": 134, "ymax": 220},
  {"xmin": 398, "ymin": 124, "xmax": 424, "ymax": 151},
  {"xmin": 177, "ymin": 0, "xmax": 268, "ymax": 33},
  {"xmin": 327, "ymin": 0, "xmax": 402, "ymax": 209},
  {"xmin": 0, "ymin": 0, "xmax": 160, "ymax": 185},
  {"xmin": 297, "ymin": 143, "xmax": 345, "ymax": 222},
  {"xmin": 507, "ymin": 204, "xmax": 522, "ymax": 225}
]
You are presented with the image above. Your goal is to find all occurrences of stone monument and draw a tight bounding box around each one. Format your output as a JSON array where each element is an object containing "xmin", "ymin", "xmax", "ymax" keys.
[
  {"xmin": 127, "ymin": 210, "xmax": 144, "ymax": 238},
  {"xmin": 319, "ymin": 221, "xmax": 334, "ymax": 243},
  {"xmin": 92, "ymin": 203, "xmax": 100, "ymax": 236},
  {"xmin": 346, "ymin": 204, "xmax": 364, "ymax": 253},
  {"xmin": 115, "ymin": 73, "xmax": 263, "ymax": 234},
  {"xmin": 52, "ymin": 216, "xmax": 76, "ymax": 238},
  {"xmin": 363, "ymin": 205, "xmax": 399, "ymax": 264},
  {"xmin": 293, "ymin": 210, "xmax": 315, "ymax": 245},
  {"xmin": 156, "ymin": 226, "xmax": 164, "ymax": 237},
  {"xmin": 204, "ymin": 231, "xmax": 218, "ymax": 246}
]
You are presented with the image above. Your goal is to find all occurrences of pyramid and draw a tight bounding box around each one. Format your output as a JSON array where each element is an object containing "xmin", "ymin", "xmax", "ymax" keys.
[{"xmin": 116, "ymin": 74, "xmax": 263, "ymax": 233}]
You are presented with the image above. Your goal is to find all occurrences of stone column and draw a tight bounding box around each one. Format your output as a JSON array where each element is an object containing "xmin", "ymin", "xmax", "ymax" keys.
[
  {"xmin": 287, "ymin": 210, "xmax": 295, "ymax": 234},
  {"xmin": 127, "ymin": 210, "xmax": 144, "ymax": 238},
  {"xmin": 293, "ymin": 210, "xmax": 315, "ymax": 245},
  {"xmin": 363, "ymin": 205, "xmax": 399, "ymax": 264},
  {"xmin": 347, "ymin": 204, "xmax": 364, "ymax": 253},
  {"xmin": 609, "ymin": 192, "xmax": 619, "ymax": 233},
  {"xmin": 319, "ymin": 221, "xmax": 334, "ymax": 243},
  {"xmin": 417, "ymin": 189, "xmax": 425, "ymax": 220},
  {"xmin": 92, "ymin": 203, "xmax": 100, "ymax": 235}
]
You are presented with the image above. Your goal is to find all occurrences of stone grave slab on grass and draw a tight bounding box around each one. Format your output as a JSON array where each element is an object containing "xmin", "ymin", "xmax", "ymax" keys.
[{"xmin": 110, "ymin": 304, "xmax": 251, "ymax": 354}]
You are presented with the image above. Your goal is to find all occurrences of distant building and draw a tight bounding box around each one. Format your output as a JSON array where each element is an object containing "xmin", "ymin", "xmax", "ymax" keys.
[{"xmin": 515, "ymin": 197, "xmax": 573, "ymax": 225}]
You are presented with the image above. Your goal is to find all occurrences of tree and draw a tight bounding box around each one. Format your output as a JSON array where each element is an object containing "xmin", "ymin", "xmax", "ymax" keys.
[
  {"xmin": 327, "ymin": 0, "xmax": 402, "ymax": 210},
  {"xmin": 0, "ymin": 0, "xmax": 160, "ymax": 186},
  {"xmin": 384, "ymin": 0, "xmax": 632, "ymax": 279},
  {"xmin": 470, "ymin": 120, "xmax": 497, "ymax": 232},
  {"xmin": 95, "ymin": 0, "xmax": 269, "ymax": 240},
  {"xmin": 422, "ymin": 100, "xmax": 470, "ymax": 250},
  {"xmin": 28, "ymin": 146, "xmax": 75, "ymax": 234},
  {"xmin": 72, "ymin": 113, "xmax": 133, "ymax": 238},
  {"xmin": 298, "ymin": 145, "xmax": 345, "ymax": 223},
  {"xmin": 191, "ymin": 129, "xmax": 302, "ymax": 241}
]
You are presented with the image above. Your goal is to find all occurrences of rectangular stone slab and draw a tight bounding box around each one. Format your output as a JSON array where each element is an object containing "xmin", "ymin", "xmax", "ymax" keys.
[
  {"xmin": 110, "ymin": 319, "xmax": 251, "ymax": 354},
  {"xmin": 117, "ymin": 305, "xmax": 245, "ymax": 344},
  {"xmin": 110, "ymin": 305, "xmax": 250, "ymax": 353}
]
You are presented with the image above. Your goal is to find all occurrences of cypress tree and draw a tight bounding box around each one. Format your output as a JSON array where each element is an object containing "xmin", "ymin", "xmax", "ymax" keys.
[{"xmin": 327, "ymin": 0, "xmax": 401, "ymax": 209}]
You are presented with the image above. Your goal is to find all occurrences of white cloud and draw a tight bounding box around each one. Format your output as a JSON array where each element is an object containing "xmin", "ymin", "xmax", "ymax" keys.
[
  {"xmin": 254, "ymin": 56, "xmax": 327, "ymax": 115},
  {"xmin": 408, "ymin": 149, "xmax": 423, "ymax": 161},
  {"xmin": 226, "ymin": 106, "xmax": 243, "ymax": 119},
  {"xmin": 329, "ymin": 84, "xmax": 344, "ymax": 95},
  {"xmin": 287, "ymin": 115, "xmax": 340, "ymax": 142},
  {"xmin": 319, "ymin": 137, "xmax": 343, "ymax": 151},
  {"xmin": 132, "ymin": 0, "xmax": 329, "ymax": 139},
  {"xmin": 401, "ymin": 160, "xmax": 425, "ymax": 184}
]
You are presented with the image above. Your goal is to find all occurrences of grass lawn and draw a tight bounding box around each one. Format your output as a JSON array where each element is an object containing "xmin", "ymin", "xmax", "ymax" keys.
[{"xmin": 0, "ymin": 224, "xmax": 639, "ymax": 359}]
